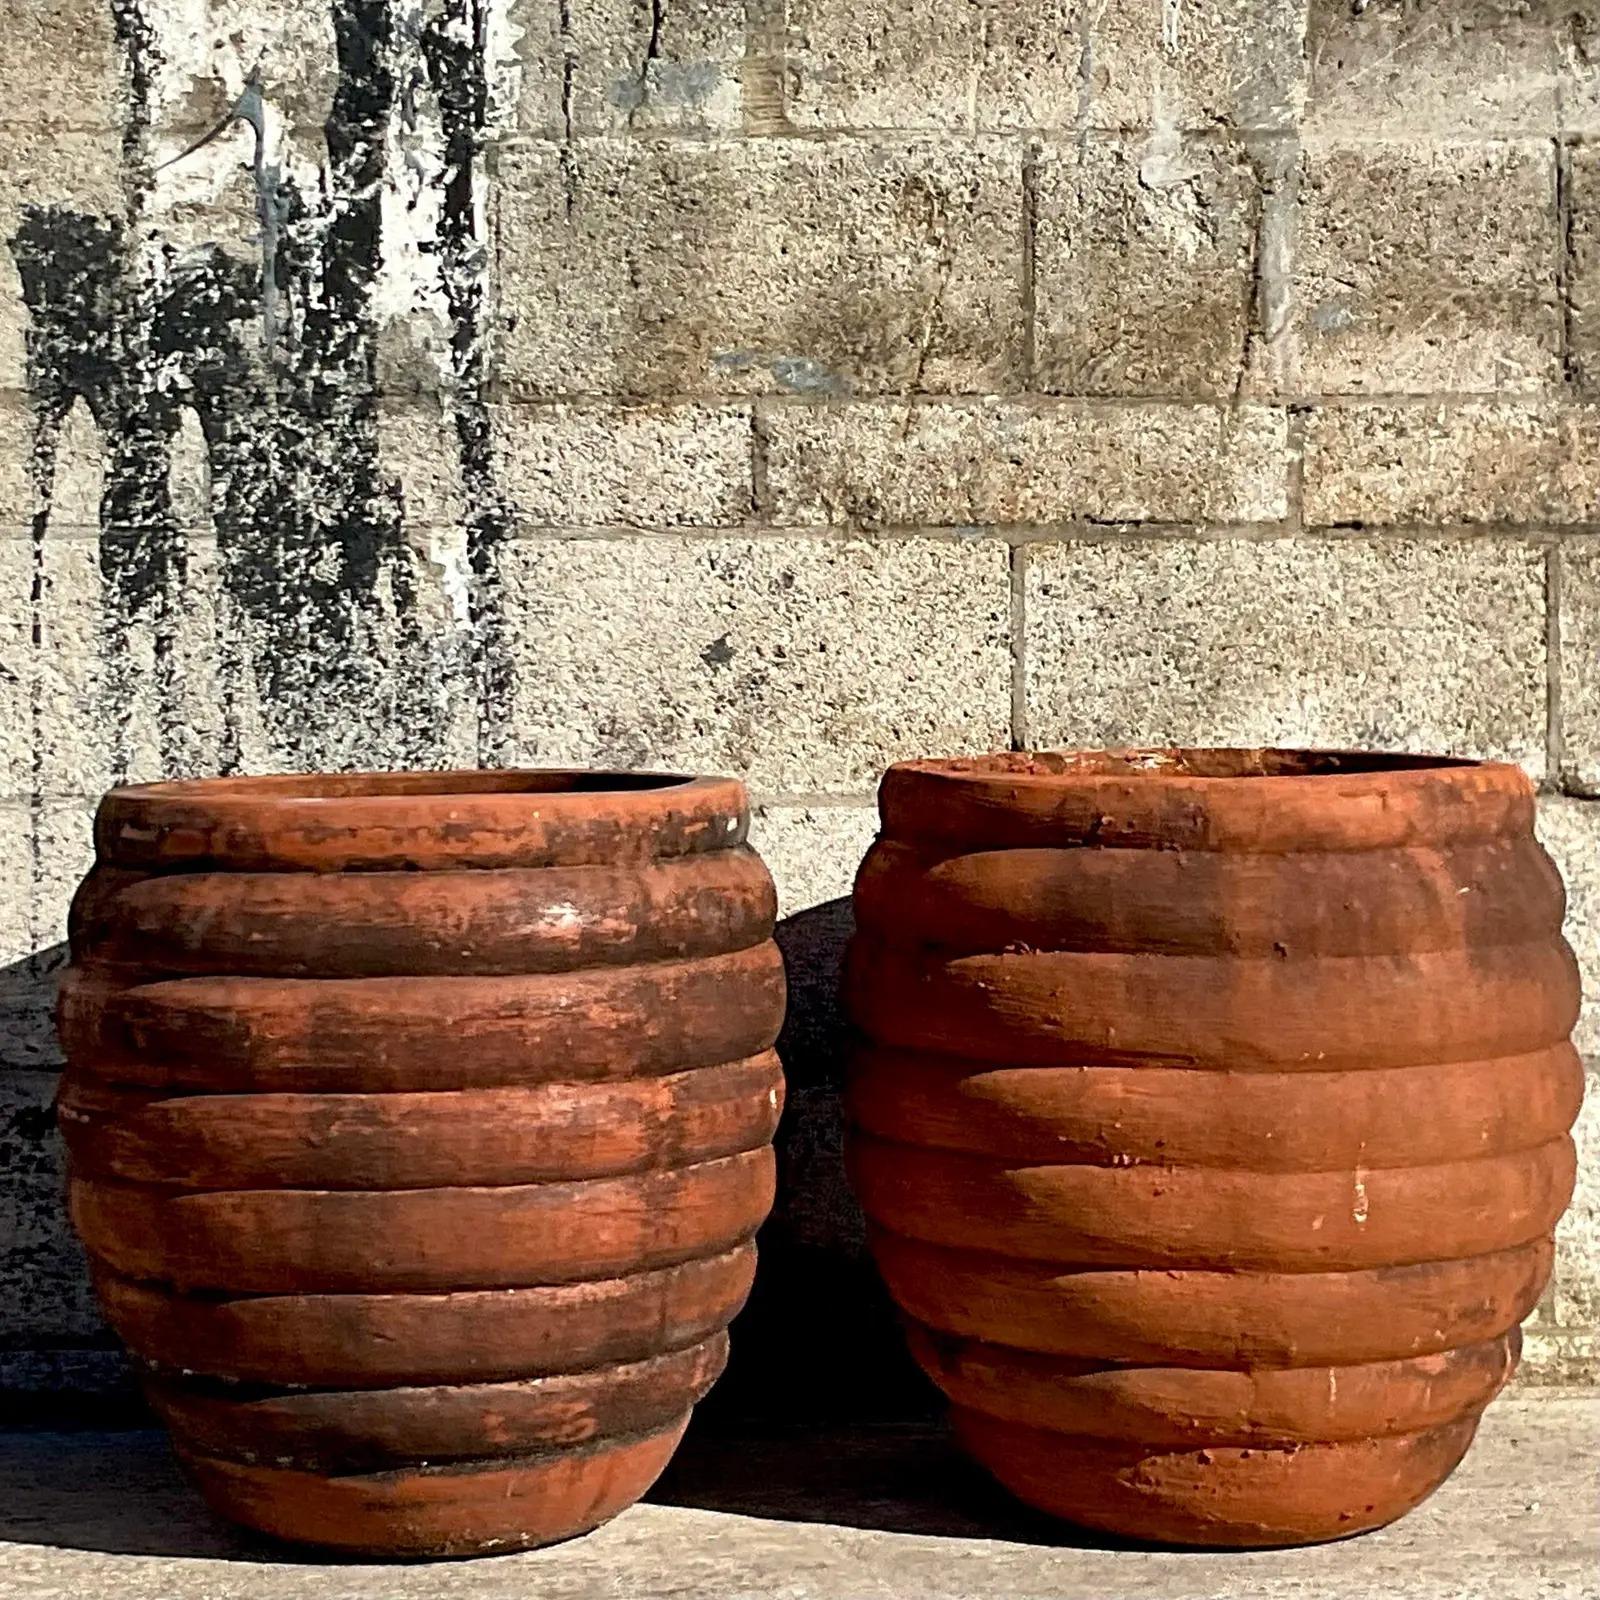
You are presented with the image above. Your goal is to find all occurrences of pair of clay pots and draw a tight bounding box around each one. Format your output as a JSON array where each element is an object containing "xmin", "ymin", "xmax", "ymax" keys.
[{"xmin": 57, "ymin": 752, "xmax": 1580, "ymax": 1556}]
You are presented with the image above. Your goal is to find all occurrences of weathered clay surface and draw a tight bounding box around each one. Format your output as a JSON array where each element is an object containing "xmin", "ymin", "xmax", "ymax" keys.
[
  {"xmin": 56, "ymin": 769, "xmax": 784, "ymax": 1558},
  {"xmin": 846, "ymin": 750, "xmax": 1582, "ymax": 1547}
]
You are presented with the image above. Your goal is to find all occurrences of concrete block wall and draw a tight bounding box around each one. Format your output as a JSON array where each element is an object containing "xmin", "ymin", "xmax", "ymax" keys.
[{"xmin": 1, "ymin": 0, "xmax": 1598, "ymax": 1412}]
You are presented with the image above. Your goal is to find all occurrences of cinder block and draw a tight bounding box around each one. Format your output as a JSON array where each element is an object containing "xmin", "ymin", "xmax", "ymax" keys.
[
  {"xmin": 1303, "ymin": 404, "xmax": 1600, "ymax": 525},
  {"xmin": 784, "ymin": 1, "xmax": 1082, "ymax": 130},
  {"xmin": 494, "ymin": 138, "xmax": 1024, "ymax": 397},
  {"xmin": 0, "ymin": 131, "xmax": 124, "ymax": 397},
  {"xmin": 0, "ymin": 0, "xmax": 121, "ymax": 131},
  {"xmin": 1034, "ymin": 133, "xmax": 1262, "ymax": 397},
  {"xmin": 766, "ymin": 401, "xmax": 1288, "ymax": 526},
  {"xmin": 1560, "ymin": 539, "xmax": 1600, "ymax": 791},
  {"xmin": 749, "ymin": 804, "xmax": 880, "ymax": 919},
  {"xmin": 31, "ymin": 794, "xmax": 94, "ymax": 914},
  {"xmin": 28, "ymin": 541, "xmax": 132, "ymax": 799},
  {"xmin": 1024, "ymin": 537, "xmax": 1548, "ymax": 772},
  {"xmin": 1294, "ymin": 138, "xmax": 1558, "ymax": 395},
  {"xmin": 1538, "ymin": 797, "xmax": 1600, "ymax": 1055},
  {"xmin": 1088, "ymin": 0, "xmax": 1307, "ymax": 132},
  {"xmin": 558, "ymin": 0, "xmax": 743, "ymax": 133},
  {"xmin": 505, "ymin": 0, "xmax": 566, "ymax": 133},
  {"xmin": 141, "ymin": 0, "xmax": 341, "ymax": 140},
  {"xmin": 1556, "ymin": 3, "xmax": 1600, "ymax": 134},
  {"xmin": 0, "ymin": 403, "xmax": 30, "ymax": 523},
  {"xmin": 491, "ymin": 403, "xmax": 752, "ymax": 525},
  {"xmin": 11, "ymin": 525, "xmax": 478, "ymax": 807},
  {"xmin": 1306, "ymin": 0, "xmax": 1561, "ymax": 135},
  {"xmin": 502, "ymin": 535, "xmax": 1011, "ymax": 793},
  {"xmin": 1567, "ymin": 143, "xmax": 1600, "ymax": 391},
  {"xmin": 378, "ymin": 401, "xmax": 468, "ymax": 528}
]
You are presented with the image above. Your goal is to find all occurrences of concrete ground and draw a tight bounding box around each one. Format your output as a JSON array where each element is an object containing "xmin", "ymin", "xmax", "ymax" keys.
[{"xmin": 0, "ymin": 1395, "xmax": 1594, "ymax": 1599}]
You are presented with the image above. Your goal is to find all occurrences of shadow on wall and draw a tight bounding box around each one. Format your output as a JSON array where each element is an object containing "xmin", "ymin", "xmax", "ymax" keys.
[
  {"xmin": 704, "ymin": 897, "xmax": 936, "ymax": 1428},
  {"xmin": 0, "ymin": 908, "xmax": 931, "ymax": 1429},
  {"xmin": 0, "ymin": 945, "xmax": 140, "ymax": 1423}
]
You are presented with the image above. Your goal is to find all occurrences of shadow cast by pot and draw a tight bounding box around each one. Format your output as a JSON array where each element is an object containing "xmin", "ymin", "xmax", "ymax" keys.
[
  {"xmin": 650, "ymin": 1418, "xmax": 1147, "ymax": 1547},
  {"xmin": 704, "ymin": 898, "xmax": 936, "ymax": 1429},
  {"xmin": 0, "ymin": 1428, "xmax": 285, "ymax": 1560}
]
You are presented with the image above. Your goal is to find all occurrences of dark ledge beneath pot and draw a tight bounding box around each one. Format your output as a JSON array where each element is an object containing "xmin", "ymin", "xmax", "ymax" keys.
[{"xmin": 0, "ymin": 1395, "xmax": 1593, "ymax": 1597}]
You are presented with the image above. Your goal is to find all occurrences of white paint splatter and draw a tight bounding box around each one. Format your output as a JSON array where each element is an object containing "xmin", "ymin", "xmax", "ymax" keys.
[
  {"xmin": 1162, "ymin": 0, "xmax": 1183, "ymax": 54},
  {"xmin": 374, "ymin": 0, "xmax": 454, "ymax": 344},
  {"xmin": 1352, "ymin": 1168, "xmax": 1369, "ymax": 1224},
  {"xmin": 420, "ymin": 524, "xmax": 473, "ymax": 628}
]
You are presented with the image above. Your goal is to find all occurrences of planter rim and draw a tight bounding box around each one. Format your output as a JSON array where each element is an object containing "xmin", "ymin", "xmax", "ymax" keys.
[
  {"xmin": 103, "ymin": 768, "xmax": 711, "ymax": 803},
  {"xmin": 93, "ymin": 769, "xmax": 750, "ymax": 872},
  {"xmin": 886, "ymin": 747, "xmax": 1512, "ymax": 785},
  {"xmin": 877, "ymin": 748, "xmax": 1533, "ymax": 853}
]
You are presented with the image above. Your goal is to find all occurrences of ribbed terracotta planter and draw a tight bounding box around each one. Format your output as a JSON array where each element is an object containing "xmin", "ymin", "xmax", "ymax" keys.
[
  {"xmin": 846, "ymin": 749, "xmax": 1581, "ymax": 1548},
  {"xmin": 57, "ymin": 770, "xmax": 784, "ymax": 1558}
]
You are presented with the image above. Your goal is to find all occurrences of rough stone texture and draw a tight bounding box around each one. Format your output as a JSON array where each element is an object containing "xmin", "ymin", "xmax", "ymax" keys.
[
  {"xmin": 1294, "ymin": 138, "xmax": 1558, "ymax": 396},
  {"xmin": 767, "ymin": 401, "xmax": 1288, "ymax": 525},
  {"xmin": 1559, "ymin": 539, "xmax": 1600, "ymax": 791},
  {"xmin": 1305, "ymin": 0, "xmax": 1563, "ymax": 135},
  {"xmin": 1555, "ymin": 1, "xmax": 1600, "ymax": 135},
  {"xmin": 490, "ymin": 404, "xmax": 752, "ymax": 526},
  {"xmin": 501, "ymin": 536, "xmax": 1011, "ymax": 794},
  {"xmin": 1088, "ymin": 0, "xmax": 1308, "ymax": 132},
  {"xmin": 564, "ymin": 0, "xmax": 743, "ymax": 134},
  {"xmin": 0, "ymin": 1399, "xmax": 1594, "ymax": 1594},
  {"xmin": 1568, "ymin": 140, "xmax": 1600, "ymax": 392},
  {"xmin": 1537, "ymin": 798, "xmax": 1600, "ymax": 1055},
  {"xmin": 1025, "ymin": 537, "xmax": 1549, "ymax": 771},
  {"xmin": 0, "ymin": 803, "xmax": 29, "ymax": 971},
  {"xmin": 0, "ymin": 404, "xmax": 32, "ymax": 524},
  {"xmin": 507, "ymin": 0, "xmax": 750, "ymax": 136},
  {"xmin": 784, "ymin": 1, "xmax": 1083, "ymax": 131},
  {"xmin": 0, "ymin": 132, "xmax": 123, "ymax": 397},
  {"xmin": 1033, "ymin": 133, "xmax": 1262, "ymax": 398},
  {"xmin": 779, "ymin": 3, "xmax": 1309, "ymax": 135},
  {"xmin": 5, "ymin": 542, "xmax": 224, "ymax": 801},
  {"xmin": 136, "ymin": 0, "xmax": 343, "ymax": 141},
  {"xmin": 747, "ymin": 803, "xmax": 880, "ymax": 920},
  {"xmin": 495, "ymin": 138, "xmax": 1024, "ymax": 398},
  {"xmin": 1302, "ymin": 404, "xmax": 1600, "ymax": 525},
  {"xmin": 0, "ymin": 0, "xmax": 122, "ymax": 133}
]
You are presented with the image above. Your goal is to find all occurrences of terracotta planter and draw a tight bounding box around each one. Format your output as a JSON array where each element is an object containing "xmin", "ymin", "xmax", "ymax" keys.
[
  {"xmin": 846, "ymin": 750, "xmax": 1581, "ymax": 1548},
  {"xmin": 57, "ymin": 770, "xmax": 784, "ymax": 1558}
]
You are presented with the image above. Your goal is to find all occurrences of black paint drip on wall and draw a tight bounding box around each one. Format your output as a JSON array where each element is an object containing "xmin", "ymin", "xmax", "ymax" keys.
[
  {"xmin": 423, "ymin": 0, "xmax": 513, "ymax": 764},
  {"xmin": 9, "ymin": 0, "xmax": 508, "ymax": 775}
]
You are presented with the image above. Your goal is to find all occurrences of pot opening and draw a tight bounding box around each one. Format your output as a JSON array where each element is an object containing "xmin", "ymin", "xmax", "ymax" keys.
[
  {"xmin": 119, "ymin": 770, "xmax": 698, "ymax": 802},
  {"xmin": 919, "ymin": 749, "xmax": 1482, "ymax": 781}
]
